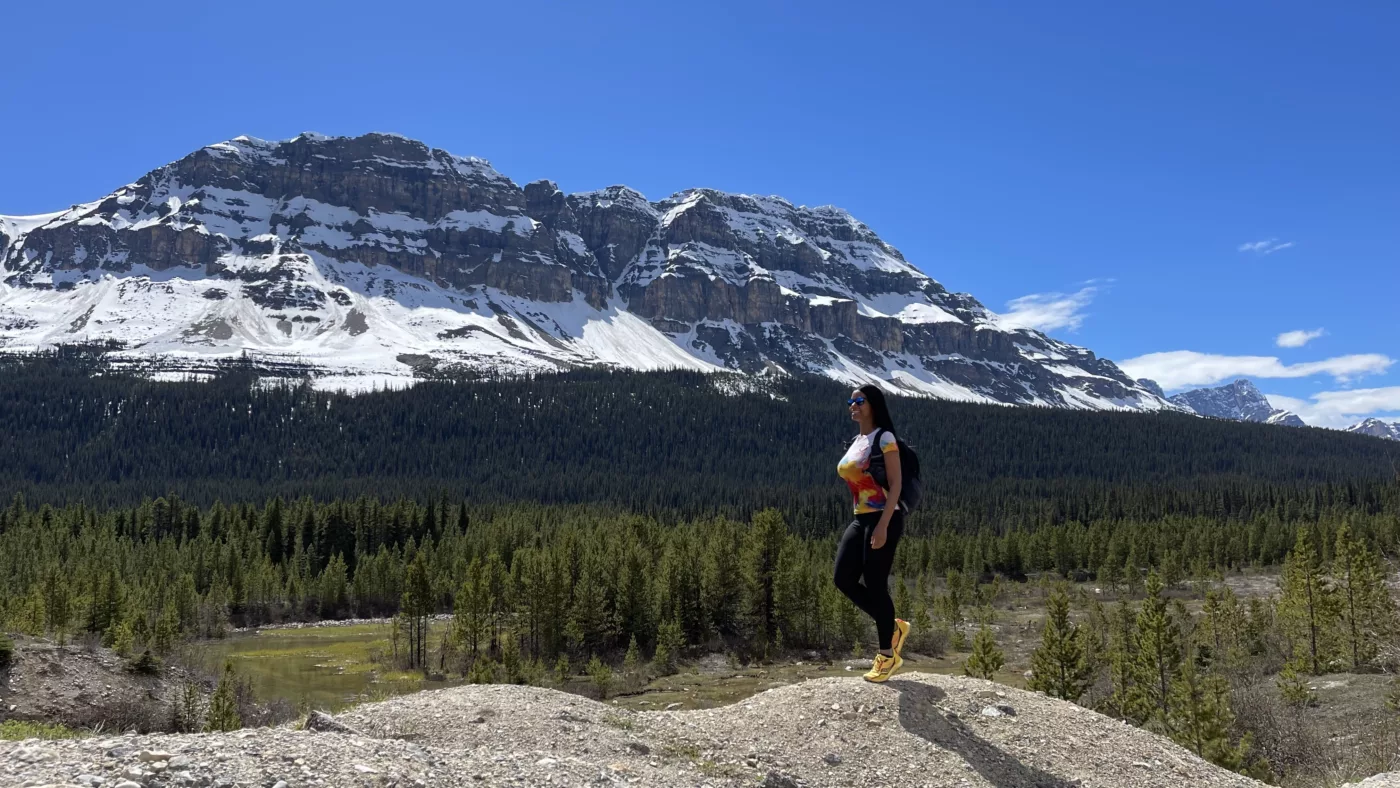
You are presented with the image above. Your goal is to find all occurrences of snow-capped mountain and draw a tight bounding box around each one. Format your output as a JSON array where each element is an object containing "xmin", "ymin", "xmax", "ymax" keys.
[
  {"xmin": 1, "ymin": 132, "xmax": 1173, "ymax": 408},
  {"xmin": 1346, "ymin": 418, "xmax": 1400, "ymax": 440},
  {"xmin": 1168, "ymin": 379, "xmax": 1306, "ymax": 427}
]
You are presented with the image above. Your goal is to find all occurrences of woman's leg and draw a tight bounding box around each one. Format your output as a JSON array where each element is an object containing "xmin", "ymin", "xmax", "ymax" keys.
[
  {"xmin": 833, "ymin": 517, "xmax": 878, "ymax": 618},
  {"xmin": 862, "ymin": 509, "xmax": 904, "ymax": 651}
]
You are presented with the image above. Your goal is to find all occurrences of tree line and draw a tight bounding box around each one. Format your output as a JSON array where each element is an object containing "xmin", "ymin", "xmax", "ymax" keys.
[
  {"xmin": 1, "ymin": 355, "xmax": 1397, "ymax": 535},
  {"xmin": 3, "ymin": 493, "xmax": 1397, "ymax": 667}
]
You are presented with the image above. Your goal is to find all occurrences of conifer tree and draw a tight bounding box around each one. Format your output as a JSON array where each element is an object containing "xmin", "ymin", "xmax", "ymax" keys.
[
  {"xmin": 453, "ymin": 557, "xmax": 490, "ymax": 664},
  {"xmin": 1333, "ymin": 520, "xmax": 1394, "ymax": 670},
  {"xmin": 1278, "ymin": 527, "xmax": 1338, "ymax": 674},
  {"xmin": 108, "ymin": 619, "xmax": 135, "ymax": 657},
  {"xmin": 401, "ymin": 553, "xmax": 434, "ymax": 671},
  {"xmin": 1129, "ymin": 571, "xmax": 1181, "ymax": 728},
  {"xmin": 653, "ymin": 616, "xmax": 683, "ymax": 676},
  {"xmin": 587, "ymin": 654, "xmax": 613, "ymax": 699},
  {"xmin": 468, "ymin": 657, "xmax": 498, "ymax": 684},
  {"xmin": 41, "ymin": 567, "xmax": 71, "ymax": 645},
  {"xmin": 964, "ymin": 624, "xmax": 1004, "ymax": 680},
  {"xmin": 1028, "ymin": 586, "xmax": 1091, "ymax": 701},
  {"xmin": 205, "ymin": 661, "xmax": 242, "ymax": 732},
  {"xmin": 1168, "ymin": 658, "xmax": 1250, "ymax": 771},
  {"xmin": 1276, "ymin": 658, "xmax": 1315, "ymax": 707},
  {"xmin": 622, "ymin": 634, "xmax": 642, "ymax": 687},
  {"xmin": 745, "ymin": 508, "xmax": 788, "ymax": 658},
  {"xmin": 171, "ymin": 679, "xmax": 204, "ymax": 733}
]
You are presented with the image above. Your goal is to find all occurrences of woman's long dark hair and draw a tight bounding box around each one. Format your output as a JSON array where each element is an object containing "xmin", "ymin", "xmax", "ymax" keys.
[{"xmin": 858, "ymin": 384, "xmax": 897, "ymax": 434}]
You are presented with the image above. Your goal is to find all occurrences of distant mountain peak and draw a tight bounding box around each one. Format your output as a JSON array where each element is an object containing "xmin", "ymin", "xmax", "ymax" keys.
[
  {"xmin": 1346, "ymin": 418, "xmax": 1400, "ymax": 440},
  {"xmin": 1, "ymin": 131, "xmax": 1174, "ymax": 410},
  {"xmin": 1169, "ymin": 378, "xmax": 1304, "ymax": 427}
]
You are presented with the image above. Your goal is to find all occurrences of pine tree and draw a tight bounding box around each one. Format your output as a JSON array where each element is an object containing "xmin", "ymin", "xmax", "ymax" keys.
[
  {"xmin": 129, "ymin": 648, "xmax": 160, "ymax": 676},
  {"xmin": 1333, "ymin": 520, "xmax": 1394, "ymax": 670},
  {"xmin": 453, "ymin": 558, "xmax": 490, "ymax": 667},
  {"xmin": 401, "ymin": 553, "xmax": 434, "ymax": 671},
  {"xmin": 587, "ymin": 654, "xmax": 613, "ymax": 700},
  {"xmin": 205, "ymin": 660, "xmax": 242, "ymax": 732},
  {"xmin": 41, "ymin": 567, "xmax": 71, "ymax": 645},
  {"xmin": 468, "ymin": 657, "xmax": 498, "ymax": 684},
  {"xmin": 964, "ymin": 624, "xmax": 1004, "ymax": 680},
  {"xmin": 567, "ymin": 555, "xmax": 613, "ymax": 657},
  {"xmin": 653, "ymin": 616, "xmax": 683, "ymax": 676},
  {"xmin": 1129, "ymin": 571, "xmax": 1181, "ymax": 729},
  {"xmin": 108, "ymin": 619, "xmax": 135, "ymax": 658},
  {"xmin": 1276, "ymin": 658, "xmax": 1315, "ymax": 707},
  {"xmin": 1278, "ymin": 527, "xmax": 1338, "ymax": 674},
  {"xmin": 152, "ymin": 606, "xmax": 179, "ymax": 655},
  {"xmin": 171, "ymin": 679, "xmax": 204, "ymax": 733},
  {"xmin": 745, "ymin": 508, "xmax": 788, "ymax": 658},
  {"xmin": 554, "ymin": 654, "xmax": 570, "ymax": 685},
  {"xmin": 1168, "ymin": 659, "xmax": 1250, "ymax": 771},
  {"xmin": 1028, "ymin": 586, "xmax": 1091, "ymax": 701},
  {"xmin": 622, "ymin": 635, "xmax": 642, "ymax": 687}
]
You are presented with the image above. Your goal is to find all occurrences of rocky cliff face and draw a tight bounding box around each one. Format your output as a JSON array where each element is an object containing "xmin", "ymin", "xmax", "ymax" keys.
[
  {"xmin": 0, "ymin": 132, "xmax": 1174, "ymax": 409},
  {"xmin": 1169, "ymin": 379, "xmax": 1304, "ymax": 426},
  {"xmin": 1346, "ymin": 418, "xmax": 1400, "ymax": 440}
]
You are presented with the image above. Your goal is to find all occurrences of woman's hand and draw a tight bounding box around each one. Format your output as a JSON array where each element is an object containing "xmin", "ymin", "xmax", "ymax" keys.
[{"xmin": 870, "ymin": 520, "xmax": 889, "ymax": 549}]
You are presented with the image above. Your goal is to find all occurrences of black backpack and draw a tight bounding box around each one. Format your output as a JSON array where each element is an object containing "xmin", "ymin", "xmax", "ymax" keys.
[{"xmin": 866, "ymin": 428, "xmax": 923, "ymax": 512}]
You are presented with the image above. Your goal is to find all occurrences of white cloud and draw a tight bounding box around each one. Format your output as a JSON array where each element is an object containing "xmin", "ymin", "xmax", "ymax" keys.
[
  {"xmin": 1266, "ymin": 387, "xmax": 1400, "ymax": 429},
  {"xmin": 1238, "ymin": 238, "xmax": 1294, "ymax": 255},
  {"xmin": 1117, "ymin": 350, "xmax": 1393, "ymax": 391},
  {"xmin": 997, "ymin": 286, "xmax": 1098, "ymax": 333},
  {"xmin": 1276, "ymin": 328, "xmax": 1325, "ymax": 348}
]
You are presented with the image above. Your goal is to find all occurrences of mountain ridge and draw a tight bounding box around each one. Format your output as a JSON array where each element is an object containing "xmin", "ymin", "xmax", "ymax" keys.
[
  {"xmin": 3, "ymin": 131, "xmax": 1173, "ymax": 410},
  {"xmin": 1168, "ymin": 378, "xmax": 1305, "ymax": 427}
]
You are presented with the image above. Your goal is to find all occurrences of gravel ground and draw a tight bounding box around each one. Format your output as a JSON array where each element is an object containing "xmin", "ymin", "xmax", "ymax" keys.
[{"xmin": 4, "ymin": 672, "xmax": 1269, "ymax": 788}]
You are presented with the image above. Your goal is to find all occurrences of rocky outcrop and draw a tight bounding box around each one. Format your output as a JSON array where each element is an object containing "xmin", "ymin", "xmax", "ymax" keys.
[
  {"xmin": 0, "ymin": 132, "xmax": 1176, "ymax": 410},
  {"xmin": 1169, "ymin": 379, "xmax": 1306, "ymax": 426},
  {"xmin": 3, "ymin": 673, "xmax": 1265, "ymax": 788},
  {"xmin": 1346, "ymin": 418, "xmax": 1400, "ymax": 440}
]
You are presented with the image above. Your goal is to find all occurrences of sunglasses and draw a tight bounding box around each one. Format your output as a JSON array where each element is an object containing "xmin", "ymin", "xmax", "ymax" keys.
[{"xmin": 847, "ymin": 397, "xmax": 867, "ymax": 406}]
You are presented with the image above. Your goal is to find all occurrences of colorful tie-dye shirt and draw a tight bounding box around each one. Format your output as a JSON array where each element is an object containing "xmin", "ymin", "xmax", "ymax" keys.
[{"xmin": 837, "ymin": 430, "xmax": 899, "ymax": 514}]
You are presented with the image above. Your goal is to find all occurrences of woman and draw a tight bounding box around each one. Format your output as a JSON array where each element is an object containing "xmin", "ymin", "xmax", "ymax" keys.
[{"xmin": 834, "ymin": 384, "xmax": 910, "ymax": 682}]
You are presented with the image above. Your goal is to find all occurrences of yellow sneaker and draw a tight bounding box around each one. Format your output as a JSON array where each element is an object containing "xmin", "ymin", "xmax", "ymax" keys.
[
  {"xmin": 891, "ymin": 618, "xmax": 910, "ymax": 658},
  {"xmin": 863, "ymin": 652, "xmax": 902, "ymax": 682}
]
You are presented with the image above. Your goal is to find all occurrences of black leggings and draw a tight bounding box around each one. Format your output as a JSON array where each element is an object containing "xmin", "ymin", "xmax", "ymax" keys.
[{"xmin": 833, "ymin": 509, "xmax": 904, "ymax": 650}]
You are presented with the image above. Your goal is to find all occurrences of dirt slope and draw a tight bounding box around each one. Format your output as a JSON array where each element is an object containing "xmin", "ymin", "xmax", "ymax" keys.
[{"xmin": 4, "ymin": 672, "xmax": 1266, "ymax": 788}]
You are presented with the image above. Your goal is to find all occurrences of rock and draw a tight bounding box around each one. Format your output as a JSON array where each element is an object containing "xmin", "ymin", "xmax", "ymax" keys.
[
  {"xmin": 272, "ymin": 782, "xmax": 288, "ymax": 788},
  {"xmin": 305, "ymin": 710, "xmax": 362, "ymax": 736},
  {"xmin": 664, "ymin": 702, "xmax": 682, "ymax": 711},
  {"xmin": 823, "ymin": 753, "xmax": 843, "ymax": 765},
  {"xmin": 113, "ymin": 782, "xmax": 142, "ymax": 788},
  {"xmin": 353, "ymin": 764, "xmax": 379, "ymax": 774},
  {"xmin": 137, "ymin": 749, "xmax": 172, "ymax": 762},
  {"xmin": 762, "ymin": 771, "xmax": 802, "ymax": 788},
  {"xmin": 624, "ymin": 741, "xmax": 650, "ymax": 755}
]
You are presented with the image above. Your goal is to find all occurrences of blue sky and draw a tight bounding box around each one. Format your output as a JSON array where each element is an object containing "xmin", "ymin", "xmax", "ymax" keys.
[{"xmin": 2, "ymin": 1, "xmax": 1396, "ymax": 425}]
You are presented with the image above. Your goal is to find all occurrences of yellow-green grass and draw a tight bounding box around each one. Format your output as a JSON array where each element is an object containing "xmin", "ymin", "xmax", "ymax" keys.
[
  {"xmin": 0, "ymin": 720, "xmax": 87, "ymax": 741},
  {"xmin": 194, "ymin": 621, "xmax": 459, "ymax": 712}
]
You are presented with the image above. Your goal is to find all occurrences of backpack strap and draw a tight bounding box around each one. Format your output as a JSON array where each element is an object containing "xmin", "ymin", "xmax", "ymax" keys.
[{"xmin": 868, "ymin": 427, "xmax": 885, "ymax": 466}]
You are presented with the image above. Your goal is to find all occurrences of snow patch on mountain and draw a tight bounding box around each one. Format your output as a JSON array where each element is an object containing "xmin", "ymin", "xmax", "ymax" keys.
[{"xmin": 1, "ymin": 131, "xmax": 1178, "ymax": 411}]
